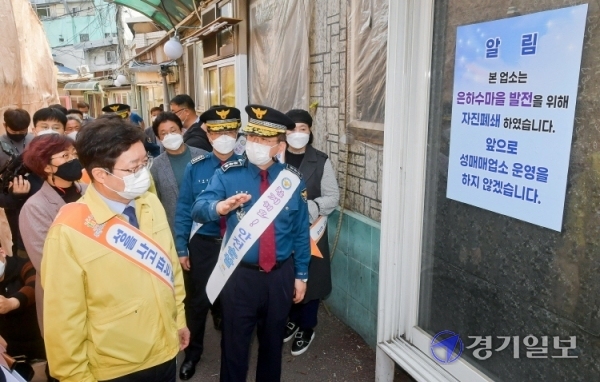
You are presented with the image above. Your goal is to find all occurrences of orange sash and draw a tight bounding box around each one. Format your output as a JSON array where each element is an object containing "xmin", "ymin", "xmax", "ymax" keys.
[{"xmin": 52, "ymin": 202, "xmax": 175, "ymax": 291}]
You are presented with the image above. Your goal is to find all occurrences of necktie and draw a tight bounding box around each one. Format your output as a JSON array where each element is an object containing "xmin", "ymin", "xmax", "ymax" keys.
[
  {"xmin": 258, "ymin": 170, "xmax": 276, "ymax": 272},
  {"xmin": 123, "ymin": 206, "xmax": 139, "ymax": 229},
  {"xmin": 220, "ymin": 160, "xmax": 227, "ymax": 237}
]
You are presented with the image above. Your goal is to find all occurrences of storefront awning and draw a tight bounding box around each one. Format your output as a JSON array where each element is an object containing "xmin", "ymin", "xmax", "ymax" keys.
[
  {"xmin": 64, "ymin": 81, "xmax": 100, "ymax": 91},
  {"xmin": 128, "ymin": 61, "xmax": 162, "ymax": 73},
  {"xmin": 112, "ymin": 0, "xmax": 196, "ymax": 30},
  {"xmin": 55, "ymin": 64, "xmax": 78, "ymax": 74}
]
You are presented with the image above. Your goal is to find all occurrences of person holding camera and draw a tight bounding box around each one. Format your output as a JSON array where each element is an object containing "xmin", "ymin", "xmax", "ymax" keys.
[
  {"xmin": 19, "ymin": 134, "xmax": 85, "ymax": 337},
  {"xmin": 0, "ymin": 109, "xmax": 33, "ymax": 169},
  {"xmin": 0, "ymin": 108, "xmax": 66, "ymax": 259},
  {"xmin": 0, "ymin": 109, "xmax": 35, "ymax": 259}
]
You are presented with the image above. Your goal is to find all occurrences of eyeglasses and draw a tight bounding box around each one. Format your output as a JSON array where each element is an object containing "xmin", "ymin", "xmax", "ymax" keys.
[
  {"xmin": 172, "ymin": 108, "xmax": 187, "ymax": 117},
  {"xmin": 51, "ymin": 152, "xmax": 78, "ymax": 161},
  {"xmin": 112, "ymin": 156, "xmax": 153, "ymax": 178}
]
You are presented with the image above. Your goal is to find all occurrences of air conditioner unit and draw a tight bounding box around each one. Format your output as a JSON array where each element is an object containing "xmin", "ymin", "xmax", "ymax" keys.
[
  {"xmin": 78, "ymin": 65, "xmax": 90, "ymax": 76},
  {"xmin": 166, "ymin": 70, "xmax": 179, "ymax": 84}
]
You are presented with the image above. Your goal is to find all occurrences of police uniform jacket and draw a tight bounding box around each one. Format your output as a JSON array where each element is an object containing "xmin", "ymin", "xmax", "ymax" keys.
[
  {"xmin": 295, "ymin": 144, "xmax": 339, "ymax": 301},
  {"xmin": 41, "ymin": 185, "xmax": 186, "ymax": 382},
  {"xmin": 191, "ymin": 159, "xmax": 310, "ymax": 279},
  {"xmin": 174, "ymin": 152, "xmax": 242, "ymax": 257}
]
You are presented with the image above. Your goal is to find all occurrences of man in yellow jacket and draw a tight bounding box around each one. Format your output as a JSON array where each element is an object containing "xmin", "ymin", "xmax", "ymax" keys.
[{"xmin": 41, "ymin": 115, "xmax": 189, "ymax": 382}]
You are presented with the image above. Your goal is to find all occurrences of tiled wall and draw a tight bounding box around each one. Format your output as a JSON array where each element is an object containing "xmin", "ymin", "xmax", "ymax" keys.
[{"xmin": 325, "ymin": 208, "xmax": 380, "ymax": 347}]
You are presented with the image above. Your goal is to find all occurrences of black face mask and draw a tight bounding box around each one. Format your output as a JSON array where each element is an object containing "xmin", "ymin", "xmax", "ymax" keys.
[
  {"xmin": 53, "ymin": 159, "xmax": 83, "ymax": 181},
  {"xmin": 6, "ymin": 132, "xmax": 27, "ymax": 142}
]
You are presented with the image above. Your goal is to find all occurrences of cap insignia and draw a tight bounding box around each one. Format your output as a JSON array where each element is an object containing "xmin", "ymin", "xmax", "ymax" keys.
[
  {"xmin": 251, "ymin": 107, "xmax": 267, "ymax": 119},
  {"xmin": 216, "ymin": 109, "xmax": 230, "ymax": 119}
]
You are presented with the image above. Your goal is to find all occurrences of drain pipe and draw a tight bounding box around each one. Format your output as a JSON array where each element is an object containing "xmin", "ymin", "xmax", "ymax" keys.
[{"xmin": 322, "ymin": 45, "xmax": 351, "ymax": 317}]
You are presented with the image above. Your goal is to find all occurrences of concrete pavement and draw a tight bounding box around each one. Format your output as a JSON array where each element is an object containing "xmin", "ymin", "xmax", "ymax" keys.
[{"xmin": 178, "ymin": 302, "xmax": 415, "ymax": 382}]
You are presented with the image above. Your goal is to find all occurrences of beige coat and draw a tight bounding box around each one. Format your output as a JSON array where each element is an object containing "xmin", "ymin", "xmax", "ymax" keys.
[{"xmin": 19, "ymin": 181, "xmax": 86, "ymax": 334}]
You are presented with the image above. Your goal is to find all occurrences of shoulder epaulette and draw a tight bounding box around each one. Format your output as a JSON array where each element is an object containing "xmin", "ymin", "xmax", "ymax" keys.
[
  {"xmin": 221, "ymin": 158, "xmax": 245, "ymax": 172},
  {"xmin": 285, "ymin": 164, "xmax": 303, "ymax": 179},
  {"xmin": 190, "ymin": 154, "xmax": 206, "ymax": 164}
]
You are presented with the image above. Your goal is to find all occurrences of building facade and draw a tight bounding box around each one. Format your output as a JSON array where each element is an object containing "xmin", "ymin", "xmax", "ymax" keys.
[
  {"xmin": 113, "ymin": 1, "xmax": 599, "ymax": 380},
  {"xmin": 31, "ymin": 0, "xmax": 122, "ymax": 113}
]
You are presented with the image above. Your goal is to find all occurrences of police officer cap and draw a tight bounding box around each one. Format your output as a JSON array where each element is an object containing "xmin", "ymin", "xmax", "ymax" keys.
[
  {"xmin": 243, "ymin": 104, "xmax": 295, "ymax": 137},
  {"xmin": 102, "ymin": 103, "xmax": 130, "ymax": 118},
  {"xmin": 200, "ymin": 104, "xmax": 226, "ymax": 123},
  {"xmin": 200, "ymin": 106, "xmax": 241, "ymax": 132},
  {"xmin": 285, "ymin": 109, "xmax": 312, "ymax": 129}
]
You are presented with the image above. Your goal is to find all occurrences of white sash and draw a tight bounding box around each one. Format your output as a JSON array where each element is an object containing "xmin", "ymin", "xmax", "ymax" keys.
[
  {"xmin": 190, "ymin": 221, "xmax": 202, "ymax": 241},
  {"xmin": 206, "ymin": 169, "xmax": 301, "ymax": 303}
]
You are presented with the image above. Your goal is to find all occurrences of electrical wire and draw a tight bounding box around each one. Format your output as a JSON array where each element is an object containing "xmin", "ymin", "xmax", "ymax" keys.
[{"xmin": 37, "ymin": 3, "xmax": 112, "ymax": 21}]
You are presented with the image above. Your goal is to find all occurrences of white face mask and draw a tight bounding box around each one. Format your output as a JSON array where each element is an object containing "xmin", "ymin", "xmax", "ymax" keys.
[
  {"xmin": 161, "ymin": 133, "xmax": 184, "ymax": 151},
  {"xmin": 151, "ymin": 116, "xmax": 157, "ymax": 123},
  {"xmin": 245, "ymin": 140, "xmax": 277, "ymax": 166},
  {"xmin": 0, "ymin": 259, "xmax": 5, "ymax": 278},
  {"xmin": 37, "ymin": 129, "xmax": 59, "ymax": 136},
  {"xmin": 211, "ymin": 134, "xmax": 237, "ymax": 154},
  {"xmin": 286, "ymin": 132, "xmax": 310, "ymax": 149},
  {"xmin": 82, "ymin": 113, "xmax": 89, "ymax": 119},
  {"xmin": 105, "ymin": 167, "xmax": 151, "ymax": 200},
  {"xmin": 67, "ymin": 131, "xmax": 78, "ymax": 140}
]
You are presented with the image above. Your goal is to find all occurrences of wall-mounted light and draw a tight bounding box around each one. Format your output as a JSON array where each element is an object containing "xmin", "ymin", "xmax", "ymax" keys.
[
  {"xmin": 164, "ymin": 34, "xmax": 184, "ymax": 60},
  {"xmin": 116, "ymin": 74, "xmax": 127, "ymax": 84}
]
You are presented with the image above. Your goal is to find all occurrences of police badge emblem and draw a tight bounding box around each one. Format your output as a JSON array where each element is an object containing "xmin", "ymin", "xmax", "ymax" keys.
[{"xmin": 282, "ymin": 177, "xmax": 292, "ymax": 189}]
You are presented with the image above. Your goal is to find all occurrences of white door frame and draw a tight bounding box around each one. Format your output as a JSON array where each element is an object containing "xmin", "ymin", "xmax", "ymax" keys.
[{"xmin": 376, "ymin": 1, "xmax": 492, "ymax": 381}]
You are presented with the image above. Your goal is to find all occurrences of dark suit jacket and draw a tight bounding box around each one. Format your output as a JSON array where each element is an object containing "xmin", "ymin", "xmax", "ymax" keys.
[{"xmin": 183, "ymin": 122, "xmax": 213, "ymax": 152}]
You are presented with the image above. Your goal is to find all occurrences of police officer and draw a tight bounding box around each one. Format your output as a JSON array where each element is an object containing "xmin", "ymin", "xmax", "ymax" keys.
[
  {"xmin": 101, "ymin": 104, "xmax": 161, "ymax": 157},
  {"xmin": 192, "ymin": 105, "xmax": 310, "ymax": 382},
  {"xmin": 173, "ymin": 106, "xmax": 243, "ymax": 380}
]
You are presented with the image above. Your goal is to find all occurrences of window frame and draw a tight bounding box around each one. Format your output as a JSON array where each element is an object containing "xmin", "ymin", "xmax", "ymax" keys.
[
  {"xmin": 105, "ymin": 50, "xmax": 117, "ymax": 63},
  {"xmin": 376, "ymin": 1, "xmax": 492, "ymax": 381},
  {"xmin": 36, "ymin": 6, "xmax": 51, "ymax": 19},
  {"xmin": 203, "ymin": 57, "xmax": 236, "ymax": 109}
]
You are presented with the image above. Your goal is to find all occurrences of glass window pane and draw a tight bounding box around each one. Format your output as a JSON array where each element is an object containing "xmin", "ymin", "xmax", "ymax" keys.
[
  {"xmin": 220, "ymin": 65, "xmax": 235, "ymax": 107},
  {"xmin": 348, "ymin": 0, "xmax": 388, "ymax": 126},
  {"xmin": 208, "ymin": 68, "xmax": 219, "ymax": 107},
  {"xmin": 219, "ymin": 2, "xmax": 233, "ymax": 18},
  {"xmin": 194, "ymin": 42, "xmax": 205, "ymax": 111},
  {"xmin": 418, "ymin": 1, "xmax": 598, "ymax": 381}
]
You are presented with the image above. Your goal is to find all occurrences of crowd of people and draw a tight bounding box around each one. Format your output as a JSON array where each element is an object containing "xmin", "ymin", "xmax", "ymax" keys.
[{"xmin": 0, "ymin": 96, "xmax": 339, "ymax": 382}]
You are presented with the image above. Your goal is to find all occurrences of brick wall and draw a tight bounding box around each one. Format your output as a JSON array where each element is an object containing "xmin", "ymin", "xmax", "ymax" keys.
[{"xmin": 309, "ymin": 0, "xmax": 384, "ymax": 222}]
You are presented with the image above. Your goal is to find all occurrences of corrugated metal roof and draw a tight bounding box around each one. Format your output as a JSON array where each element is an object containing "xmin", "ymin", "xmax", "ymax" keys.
[
  {"xmin": 113, "ymin": 0, "xmax": 195, "ymax": 30},
  {"xmin": 64, "ymin": 81, "xmax": 100, "ymax": 91}
]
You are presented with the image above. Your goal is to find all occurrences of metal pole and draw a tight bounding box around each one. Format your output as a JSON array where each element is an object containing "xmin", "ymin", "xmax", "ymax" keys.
[{"xmin": 160, "ymin": 66, "xmax": 171, "ymax": 111}]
